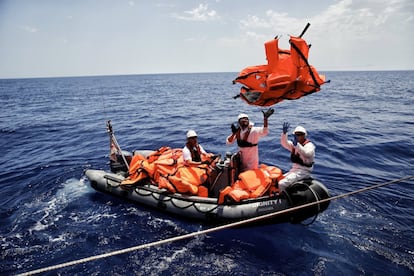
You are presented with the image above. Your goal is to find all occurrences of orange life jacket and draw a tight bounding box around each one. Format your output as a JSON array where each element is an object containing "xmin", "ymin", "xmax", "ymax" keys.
[
  {"xmin": 121, "ymin": 153, "xmax": 147, "ymax": 185},
  {"xmin": 167, "ymin": 165, "xmax": 209, "ymax": 195},
  {"xmin": 218, "ymin": 164, "xmax": 282, "ymax": 204},
  {"xmin": 233, "ymin": 36, "xmax": 327, "ymax": 107},
  {"xmin": 122, "ymin": 146, "xmax": 215, "ymax": 197},
  {"xmin": 121, "ymin": 147, "xmax": 181, "ymax": 185}
]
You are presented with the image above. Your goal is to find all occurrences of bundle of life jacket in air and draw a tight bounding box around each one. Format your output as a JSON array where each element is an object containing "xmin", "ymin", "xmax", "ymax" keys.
[{"xmin": 233, "ymin": 24, "xmax": 328, "ymax": 107}]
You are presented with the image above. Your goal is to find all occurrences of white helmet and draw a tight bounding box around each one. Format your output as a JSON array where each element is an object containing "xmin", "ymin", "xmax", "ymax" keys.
[
  {"xmin": 237, "ymin": 113, "xmax": 249, "ymax": 120},
  {"xmin": 186, "ymin": 130, "xmax": 198, "ymax": 138},
  {"xmin": 293, "ymin": 126, "xmax": 307, "ymax": 136}
]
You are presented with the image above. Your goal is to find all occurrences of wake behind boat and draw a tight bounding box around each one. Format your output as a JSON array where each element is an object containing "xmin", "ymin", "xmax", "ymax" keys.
[{"xmin": 85, "ymin": 121, "xmax": 330, "ymax": 225}]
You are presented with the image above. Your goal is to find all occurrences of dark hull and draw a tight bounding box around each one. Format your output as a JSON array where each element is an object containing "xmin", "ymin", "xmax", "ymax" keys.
[{"xmin": 85, "ymin": 169, "xmax": 330, "ymax": 225}]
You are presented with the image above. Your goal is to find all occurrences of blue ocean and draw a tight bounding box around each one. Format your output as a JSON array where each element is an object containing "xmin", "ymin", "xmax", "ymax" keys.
[{"xmin": 1, "ymin": 71, "xmax": 413, "ymax": 275}]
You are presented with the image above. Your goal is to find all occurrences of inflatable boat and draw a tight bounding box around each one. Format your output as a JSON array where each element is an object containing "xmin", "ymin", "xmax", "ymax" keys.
[{"xmin": 85, "ymin": 122, "xmax": 330, "ymax": 225}]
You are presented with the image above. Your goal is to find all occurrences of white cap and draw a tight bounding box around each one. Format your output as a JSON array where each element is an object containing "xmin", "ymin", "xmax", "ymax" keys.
[
  {"xmin": 293, "ymin": 126, "xmax": 307, "ymax": 136},
  {"xmin": 237, "ymin": 113, "xmax": 249, "ymax": 120},
  {"xmin": 186, "ymin": 130, "xmax": 198, "ymax": 138}
]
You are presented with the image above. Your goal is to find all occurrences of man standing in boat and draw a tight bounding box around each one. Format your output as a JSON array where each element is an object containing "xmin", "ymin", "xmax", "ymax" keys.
[
  {"xmin": 279, "ymin": 123, "xmax": 315, "ymax": 193},
  {"xmin": 226, "ymin": 109, "xmax": 274, "ymax": 171}
]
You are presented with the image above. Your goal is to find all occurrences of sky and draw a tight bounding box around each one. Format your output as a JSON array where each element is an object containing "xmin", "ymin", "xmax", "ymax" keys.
[{"xmin": 0, "ymin": 0, "xmax": 413, "ymax": 79}]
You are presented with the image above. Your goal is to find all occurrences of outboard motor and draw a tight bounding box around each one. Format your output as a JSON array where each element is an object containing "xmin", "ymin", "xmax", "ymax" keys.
[
  {"xmin": 209, "ymin": 152, "xmax": 240, "ymax": 198},
  {"xmin": 283, "ymin": 178, "xmax": 330, "ymax": 223}
]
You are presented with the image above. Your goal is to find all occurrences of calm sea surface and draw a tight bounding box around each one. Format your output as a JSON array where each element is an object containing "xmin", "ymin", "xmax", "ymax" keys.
[{"xmin": 1, "ymin": 71, "xmax": 413, "ymax": 275}]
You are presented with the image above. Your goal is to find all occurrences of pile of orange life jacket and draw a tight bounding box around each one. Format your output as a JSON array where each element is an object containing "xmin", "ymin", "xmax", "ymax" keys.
[
  {"xmin": 121, "ymin": 147, "xmax": 215, "ymax": 197},
  {"xmin": 218, "ymin": 164, "xmax": 283, "ymax": 204}
]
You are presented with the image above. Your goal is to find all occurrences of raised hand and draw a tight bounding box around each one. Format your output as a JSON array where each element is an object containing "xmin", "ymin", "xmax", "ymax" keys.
[
  {"xmin": 231, "ymin": 122, "xmax": 240, "ymax": 134},
  {"xmin": 262, "ymin": 108, "xmax": 275, "ymax": 118},
  {"xmin": 282, "ymin": 122, "xmax": 290, "ymax": 134}
]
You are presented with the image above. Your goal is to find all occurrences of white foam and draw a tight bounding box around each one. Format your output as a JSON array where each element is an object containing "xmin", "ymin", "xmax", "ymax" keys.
[{"xmin": 27, "ymin": 177, "xmax": 91, "ymax": 234}]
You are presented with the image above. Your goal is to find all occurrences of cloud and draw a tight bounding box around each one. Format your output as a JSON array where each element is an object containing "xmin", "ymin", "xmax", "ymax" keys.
[
  {"xmin": 238, "ymin": 0, "xmax": 413, "ymax": 37},
  {"xmin": 156, "ymin": 3, "xmax": 175, "ymax": 8},
  {"xmin": 230, "ymin": 0, "xmax": 413, "ymax": 70},
  {"xmin": 240, "ymin": 14, "xmax": 272, "ymax": 29},
  {"xmin": 21, "ymin": 25, "xmax": 38, "ymax": 33},
  {"xmin": 234, "ymin": 0, "xmax": 414, "ymax": 50},
  {"xmin": 173, "ymin": 3, "xmax": 219, "ymax": 21}
]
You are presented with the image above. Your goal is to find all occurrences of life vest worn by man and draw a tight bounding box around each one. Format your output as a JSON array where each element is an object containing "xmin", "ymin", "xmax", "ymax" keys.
[
  {"xmin": 183, "ymin": 129, "xmax": 212, "ymax": 165},
  {"xmin": 279, "ymin": 123, "xmax": 315, "ymax": 193},
  {"xmin": 226, "ymin": 109, "xmax": 273, "ymax": 171}
]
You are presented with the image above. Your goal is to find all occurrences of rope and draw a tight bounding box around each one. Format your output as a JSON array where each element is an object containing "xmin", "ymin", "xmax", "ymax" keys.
[
  {"xmin": 134, "ymin": 186, "xmax": 219, "ymax": 214},
  {"xmin": 17, "ymin": 175, "xmax": 414, "ymax": 276}
]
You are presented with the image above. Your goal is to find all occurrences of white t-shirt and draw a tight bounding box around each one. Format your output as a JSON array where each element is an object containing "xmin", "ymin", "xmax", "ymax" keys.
[{"xmin": 183, "ymin": 144, "xmax": 207, "ymax": 162}]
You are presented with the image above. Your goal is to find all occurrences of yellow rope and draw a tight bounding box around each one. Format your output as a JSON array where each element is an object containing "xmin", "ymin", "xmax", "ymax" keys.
[{"xmin": 17, "ymin": 175, "xmax": 414, "ymax": 276}]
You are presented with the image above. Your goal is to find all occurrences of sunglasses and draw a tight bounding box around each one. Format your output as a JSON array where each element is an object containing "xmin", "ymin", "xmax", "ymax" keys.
[{"xmin": 294, "ymin": 133, "xmax": 305, "ymax": 136}]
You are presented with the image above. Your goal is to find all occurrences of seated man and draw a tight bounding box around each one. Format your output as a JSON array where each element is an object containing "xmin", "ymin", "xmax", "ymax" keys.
[{"xmin": 183, "ymin": 129, "xmax": 212, "ymax": 166}]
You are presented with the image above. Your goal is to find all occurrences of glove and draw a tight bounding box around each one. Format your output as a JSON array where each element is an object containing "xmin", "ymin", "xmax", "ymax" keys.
[
  {"xmin": 293, "ymin": 135, "xmax": 298, "ymax": 146},
  {"xmin": 231, "ymin": 122, "xmax": 240, "ymax": 134},
  {"xmin": 282, "ymin": 122, "xmax": 290, "ymax": 134},
  {"xmin": 211, "ymin": 154, "xmax": 220, "ymax": 160},
  {"xmin": 262, "ymin": 108, "xmax": 275, "ymax": 118}
]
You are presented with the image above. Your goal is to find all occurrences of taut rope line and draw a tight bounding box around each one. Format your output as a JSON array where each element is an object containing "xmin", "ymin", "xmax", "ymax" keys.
[{"xmin": 17, "ymin": 175, "xmax": 414, "ymax": 276}]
